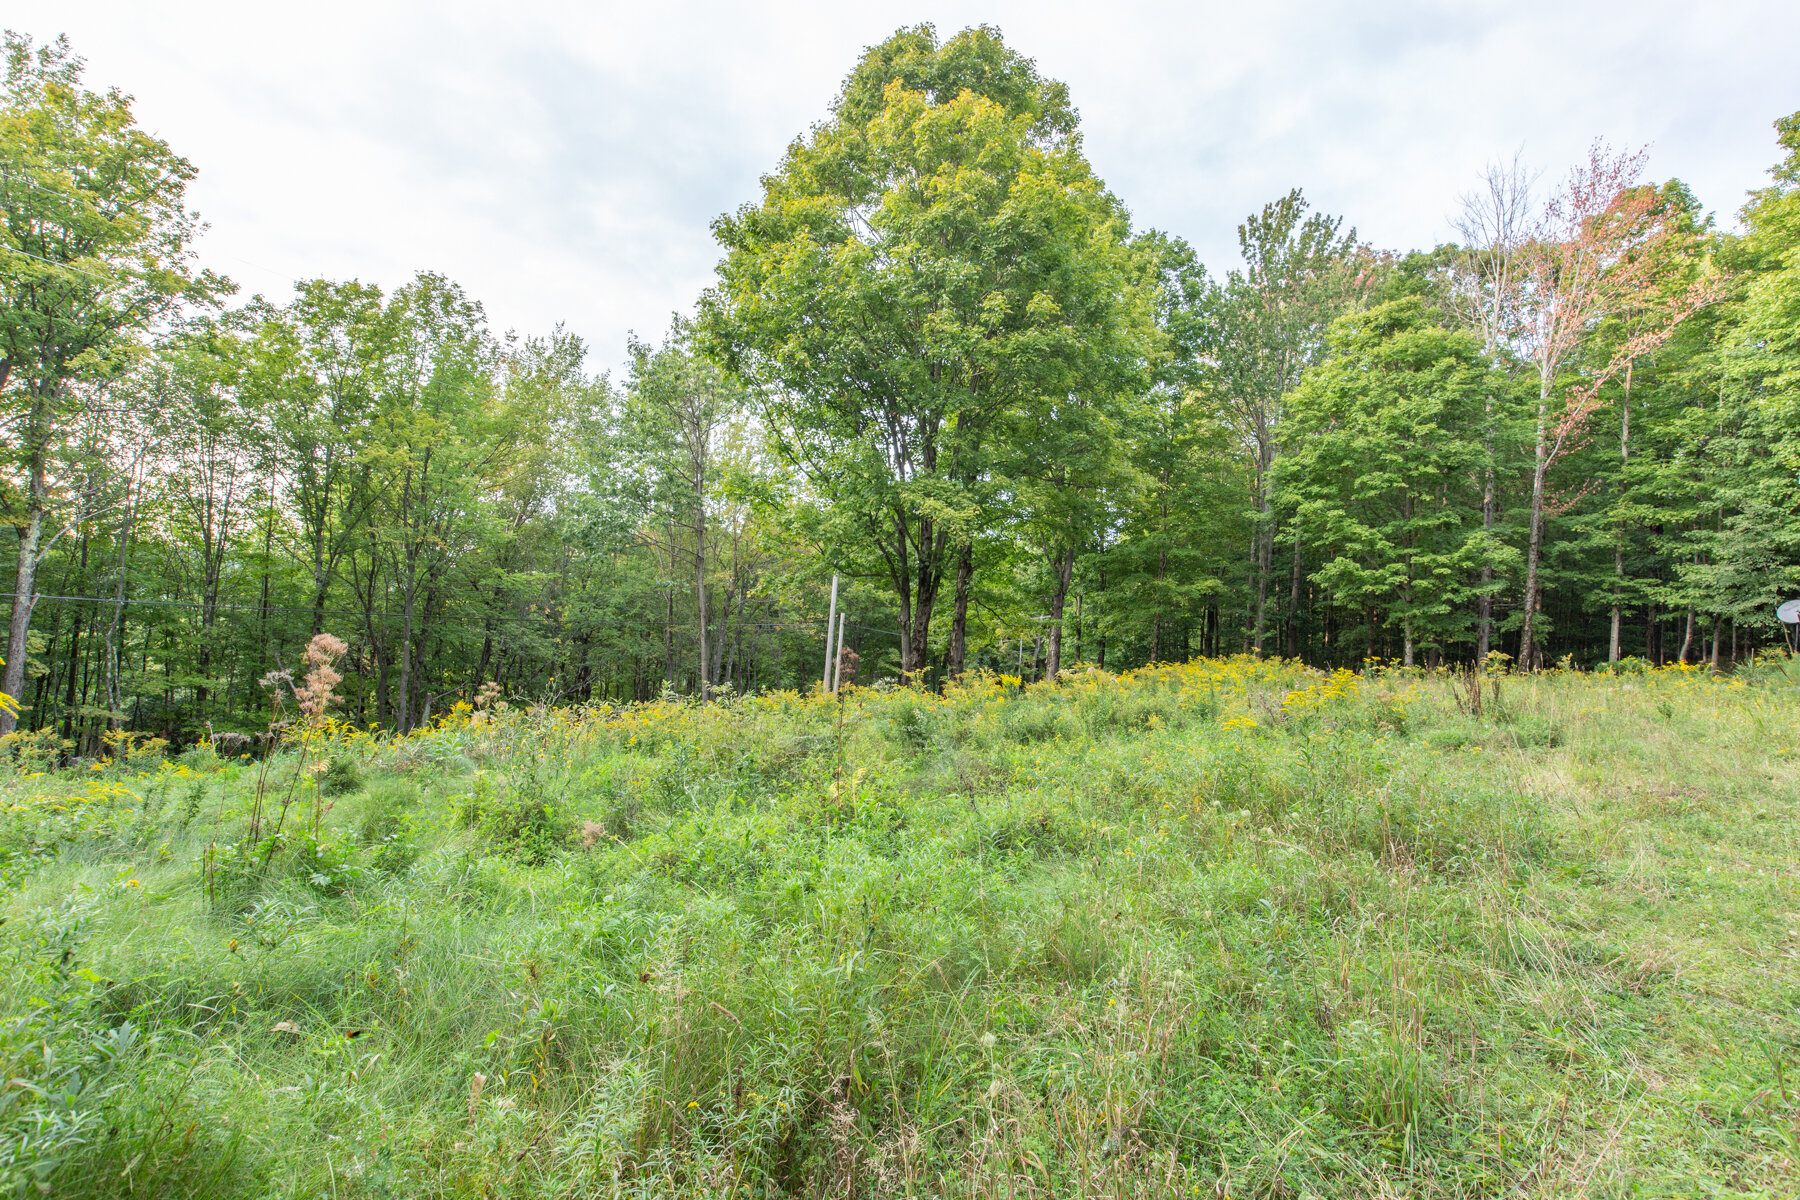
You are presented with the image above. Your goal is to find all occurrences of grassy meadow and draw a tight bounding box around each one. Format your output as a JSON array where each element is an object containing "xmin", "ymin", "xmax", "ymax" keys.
[{"xmin": 3, "ymin": 657, "xmax": 1798, "ymax": 1198}]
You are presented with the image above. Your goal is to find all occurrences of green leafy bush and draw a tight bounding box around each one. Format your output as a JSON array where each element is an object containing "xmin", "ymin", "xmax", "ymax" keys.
[
  {"xmin": 458, "ymin": 771, "xmax": 572, "ymax": 864},
  {"xmin": 318, "ymin": 755, "xmax": 364, "ymax": 796}
]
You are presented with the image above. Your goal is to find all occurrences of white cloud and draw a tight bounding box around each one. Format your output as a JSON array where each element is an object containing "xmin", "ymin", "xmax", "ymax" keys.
[{"xmin": 37, "ymin": 0, "xmax": 1800, "ymax": 371}]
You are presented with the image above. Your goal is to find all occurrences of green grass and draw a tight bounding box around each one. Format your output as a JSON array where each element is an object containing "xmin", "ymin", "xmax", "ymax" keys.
[{"xmin": 3, "ymin": 659, "xmax": 1798, "ymax": 1197}]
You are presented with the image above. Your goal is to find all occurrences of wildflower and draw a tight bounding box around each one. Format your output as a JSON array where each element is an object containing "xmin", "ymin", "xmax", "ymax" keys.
[{"xmin": 295, "ymin": 634, "xmax": 347, "ymax": 717}]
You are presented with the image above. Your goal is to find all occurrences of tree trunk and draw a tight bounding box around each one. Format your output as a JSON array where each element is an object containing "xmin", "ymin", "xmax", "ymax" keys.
[
  {"xmin": 948, "ymin": 542, "xmax": 974, "ymax": 679},
  {"xmin": 1519, "ymin": 379, "xmax": 1551, "ymax": 670},
  {"xmin": 1678, "ymin": 611, "xmax": 1695, "ymax": 664},
  {"xmin": 396, "ymin": 579, "xmax": 416, "ymax": 733},
  {"xmin": 1, "ymin": 385, "xmax": 53, "ymax": 734},
  {"xmin": 712, "ymin": 534, "xmax": 740, "ymax": 689},
  {"xmin": 1045, "ymin": 544, "xmax": 1074, "ymax": 682},
  {"xmin": 893, "ymin": 510, "xmax": 947, "ymax": 684},
  {"xmin": 1620, "ymin": 550, "xmax": 1634, "ymax": 662},
  {"xmin": 60, "ymin": 621, "xmax": 85, "ymax": 745},
  {"xmin": 1609, "ymin": 362, "xmax": 1632, "ymax": 664},
  {"xmin": 693, "ymin": 489, "xmax": 710, "ymax": 702},
  {"xmin": 709, "ymin": 588, "xmax": 732, "ymax": 689},
  {"xmin": 1477, "ymin": 447, "xmax": 1495, "ymax": 662},
  {"xmin": 1075, "ymin": 593, "xmax": 1084, "ymax": 666},
  {"xmin": 1095, "ymin": 557, "xmax": 1106, "ymax": 670},
  {"xmin": 475, "ymin": 628, "xmax": 494, "ymax": 689},
  {"xmin": 395, "ymin": 466, "xmax": 421, "ymax": 732},
  {"xmin": 1150, "ymin": 546, "xmax": 1164, "ymax": 664},
  {"xmin": 257, "ymin": 464, "xmax": 276, "ymax": 703},
  {"xmin": 1287, "ymin": 525, "xmax": 1303, "ymax": 659},
  {"xmin": 102, "ymin": 466, "xmax": 143, "ymax": 731},
  {"xmin": 1, "ymin": 510, "xmax": 44, "ymax": 733},
  {"xmin": 663, "ymin": 517, "xmax": 679, "ymax": 690},
  {"xmin": 1252, "ymin": 500, "xmax": 1272, "ymax": 656}
]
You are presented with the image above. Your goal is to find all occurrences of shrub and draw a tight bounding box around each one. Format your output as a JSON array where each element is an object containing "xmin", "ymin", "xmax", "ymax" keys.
[
  {"xmin": 1733, "ymin": 651, "xmax": 1800, "ymax": 685},
  {"xmin": 979, "ymin": 804, "xmax": 1088, "ymax": 860},
  {"xmin": 369, "ymin": 828, "xmax": 420, "ymax": 874},
  {"xmin": 888, "ymin": 699, "xmax": 939, "ymax": 749},
  {"xmin": 318, "ymin": 755, "xmax": 364, "ymax": 796},
  {"xmin": 459, "ymin": 772, "xmax": 572, "ymax": 864}
]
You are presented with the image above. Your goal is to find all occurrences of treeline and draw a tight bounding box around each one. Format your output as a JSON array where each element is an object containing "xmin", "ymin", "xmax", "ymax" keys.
[{"xmin": 3, "ymin": 26, "xmax": 1799, "ymax": 748}]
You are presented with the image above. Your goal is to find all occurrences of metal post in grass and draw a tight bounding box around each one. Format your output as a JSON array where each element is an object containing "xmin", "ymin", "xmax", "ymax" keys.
[
  {"xmin": 833, "ymin": 612, "xmax": 848, "ymax": 694},
  {"xmin": 822, "ymin": 574, "xmax": 839, "ymax": 693}
]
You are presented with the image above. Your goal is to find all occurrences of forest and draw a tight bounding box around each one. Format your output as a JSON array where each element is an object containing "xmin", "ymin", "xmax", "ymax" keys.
[{"xmin": 2, "ymin": 23, "xmax": 1798, "ymax": 750}]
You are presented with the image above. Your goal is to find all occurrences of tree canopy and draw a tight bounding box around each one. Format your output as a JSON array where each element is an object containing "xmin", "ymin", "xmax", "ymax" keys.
[{"xmin": 0, "ymin": 23, "xmax": 1792, "ymax": 751}]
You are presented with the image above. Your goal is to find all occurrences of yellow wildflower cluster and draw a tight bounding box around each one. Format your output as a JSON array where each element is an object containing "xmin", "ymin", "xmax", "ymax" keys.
[{"xmin": 1280, "ymin": 669, "xmax": 1363, "ymax": 717}]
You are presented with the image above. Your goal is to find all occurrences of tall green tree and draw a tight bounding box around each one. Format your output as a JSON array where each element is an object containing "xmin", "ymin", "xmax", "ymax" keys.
[
  {"xmin": 1093, "ymin": 233, "xmax": 1242, "ymax": 665},
  {"xmin": 0, "ymin": 32, "xmax": 225, "ymax": 729},
  {"xmin": 1510, "ymin": 146, "xmax": 1714, "ymax": 667},
  {"xmin": 367, "ymin": 273, "xmax": 499, "ymax": 731},
  {"xmin": 1281, "ymin": 299, "xmax": 1507, "ymax": 663},
  {"xmin": 625, "ymin": 318, "xmax": 747, "ymax": 700},
  {"xmin": 146, "ymin": 321, "xmax": 258, "ymax": 720},
  {"xmin": 704, "ymin": 24, "xmax": 1149, "ymax": 681},
  {"xmin": 1207, "ymin": 190, "xmax": 1368, "ymax": 657},
  {"xmin": 1669, "ymin": 112, "xmax": 1800, "ymax": 662},
  {"xmin": 263, "ymin": 280, "xmax": 387, "ymax": 636},
  {"xmin": 1449, "ymin": 157, "xmax": 1533, "ymax": 659}
]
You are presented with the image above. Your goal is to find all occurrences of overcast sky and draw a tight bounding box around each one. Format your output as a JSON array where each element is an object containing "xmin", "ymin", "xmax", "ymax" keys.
[{"xmin": 33, "ymin": 0, "xmax": 1800, "ymax": 374}]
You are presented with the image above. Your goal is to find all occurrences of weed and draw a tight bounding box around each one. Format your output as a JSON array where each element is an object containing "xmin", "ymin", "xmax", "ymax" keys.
[
  {"xmin": 0, "ymin": 657, "xmax": 1794, "ymax": 1196},
  {"xmin": 318, "ymin": 755, "xmax": 364, "ymax": 796}
]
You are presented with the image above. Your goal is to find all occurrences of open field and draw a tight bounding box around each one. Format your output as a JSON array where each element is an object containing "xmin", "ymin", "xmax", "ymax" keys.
[{"xmin": 4, "ymin": 659, "xmax": 1799, "ymax": 1198}]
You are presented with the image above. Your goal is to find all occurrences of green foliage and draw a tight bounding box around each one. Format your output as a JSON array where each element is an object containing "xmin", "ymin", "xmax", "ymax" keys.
[
  {"xmin": 1281, "ymin": 299, "xmax": 1512, "ymax": 661},
  {"xmin": 5, "ymin": 42, "xmax": 1794, "ymax": 763},
  {"xmin": 458, "ymin": 769, "xmax": 574, "ymax": 864},
  {"xmin": 318, "ymin": 755, "xmax": 363, "ymax": 796},
  {"xmin": 704, "ymin": 24, "xmax": 1154, "ymax": 677},
  {"xmin": 4, "ymin": 662, "xmax": 1794, "ymax": 1196},
  {"xmin": 4, "ymin": 32, "xmax": 1800, "ymax": 1193},
  {"xmin": 0, "ymin": 895, "xmax": 244, "ymax": 1196}
]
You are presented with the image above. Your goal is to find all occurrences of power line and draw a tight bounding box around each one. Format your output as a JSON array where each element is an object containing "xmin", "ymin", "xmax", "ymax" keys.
[
  {"xmin": 2, "ymin": 592, "xmax": 899, "ymax": 638},
  {"xmin": 0, "ymin": 176, "xmax": 202, "ymax": 288},
  {"xmin": 6, "ymin": 592, "xmax": 413, "ymax": 619},
  {"xmin": 0, "ymin": 242, "xmax": 132, "ymax": 289},
  {"xmin": 7, "ymin": 592, "xmax": 583, "ymax": 623},
  {"xmin": 0, "ymin": 169, "xmax": 95, "ymax": 200},
  {"xmin": 1, "ymin": 171, "xmax": 304, "ymax": 289}
]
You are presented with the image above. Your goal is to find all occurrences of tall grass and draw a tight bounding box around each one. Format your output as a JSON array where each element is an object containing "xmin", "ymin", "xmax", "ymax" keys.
[{"xmin": 2, "ymin": 657, "xmax": 1796, "ymax": 1197}]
